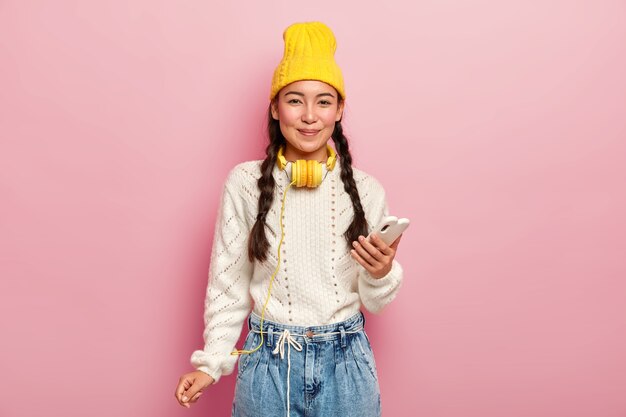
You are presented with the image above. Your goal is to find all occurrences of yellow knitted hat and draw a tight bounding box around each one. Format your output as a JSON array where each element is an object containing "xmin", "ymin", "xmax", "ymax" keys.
[{"xmin": 269, "ymin": 22, "xmax": 345, "ymax": 100}]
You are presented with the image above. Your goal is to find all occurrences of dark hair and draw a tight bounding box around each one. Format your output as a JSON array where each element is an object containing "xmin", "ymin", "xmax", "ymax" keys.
[{"xmin": 247, "ymin": 98, "xmax": 368, "ymax": 262}]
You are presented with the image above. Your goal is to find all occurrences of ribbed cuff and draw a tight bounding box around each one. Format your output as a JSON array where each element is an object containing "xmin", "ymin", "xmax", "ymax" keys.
[
  {"xmin": 360, "ymin": 259, "xmax": 401, "ymax": 286},
  {"xmin": 195, "ymin": 365, "xmax": 221, "ymax": 384}
]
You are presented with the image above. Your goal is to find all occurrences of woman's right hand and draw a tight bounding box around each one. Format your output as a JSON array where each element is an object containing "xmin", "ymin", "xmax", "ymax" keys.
[{"xmin": 175, "ymin": 370, "xmax": 215, "ymax": 408}]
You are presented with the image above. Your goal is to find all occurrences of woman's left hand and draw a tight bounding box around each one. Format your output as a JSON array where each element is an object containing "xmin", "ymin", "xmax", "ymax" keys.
[{"xmin": 350, "ymin": 233, "xmax": 402, "ymax": 279}]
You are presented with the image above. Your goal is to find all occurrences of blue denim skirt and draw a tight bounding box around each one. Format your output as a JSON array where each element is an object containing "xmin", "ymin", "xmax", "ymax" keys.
[{"xmin": 232, "ymin": 311, "xmax": 381, "ymax": 417}]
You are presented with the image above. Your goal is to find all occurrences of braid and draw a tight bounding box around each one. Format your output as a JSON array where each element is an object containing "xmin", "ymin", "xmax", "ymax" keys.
[
  {"xmin": 332, "ymin": 121, "xmax": 369, "ymax": 247},
  {"xmin": 247, "ymin": 104, "xmax": 285, "ymax": 262}
]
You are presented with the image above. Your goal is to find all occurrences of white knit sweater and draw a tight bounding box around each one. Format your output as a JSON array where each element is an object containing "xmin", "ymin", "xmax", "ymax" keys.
[{"xmin": 190, "ymin": 159, "xmax": 404, "ymax": 382}]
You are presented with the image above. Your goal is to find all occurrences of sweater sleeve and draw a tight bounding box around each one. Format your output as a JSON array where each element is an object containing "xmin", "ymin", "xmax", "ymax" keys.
[
  {"xmin": 189, "ymin": 169, "xmax": 254, "ymax": 383},
  {"xmin": 357, "ymin": 177, "xmax": 404, "ymax": 314}
]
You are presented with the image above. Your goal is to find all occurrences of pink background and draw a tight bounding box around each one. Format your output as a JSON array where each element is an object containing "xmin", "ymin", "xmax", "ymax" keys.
[{"xmin": 1, "ymin": 1, "xmax": 625, "ymax": 416}]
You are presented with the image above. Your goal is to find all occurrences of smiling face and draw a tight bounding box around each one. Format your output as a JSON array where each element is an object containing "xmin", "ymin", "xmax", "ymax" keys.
[{"xmin": 271, "ymin": 80, "xmax": 344, "ymax": 162}]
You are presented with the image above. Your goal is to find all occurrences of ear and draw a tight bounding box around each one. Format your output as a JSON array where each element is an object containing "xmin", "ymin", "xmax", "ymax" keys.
[
  {"xmin": 335, "ymin": 99, "xmax": 345, "ymax": 122},
  {"xmin": 270, "ymin": 99, "xmax": 279, "ymax": 120}
]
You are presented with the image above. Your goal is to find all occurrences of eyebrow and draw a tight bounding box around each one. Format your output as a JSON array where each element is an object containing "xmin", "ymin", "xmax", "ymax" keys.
[{"xmin": 284, "ymin": 91, "xmax": 336, "ymax": 99}]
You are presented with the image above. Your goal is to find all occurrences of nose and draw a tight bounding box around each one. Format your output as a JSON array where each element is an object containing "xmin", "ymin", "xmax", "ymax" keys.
[{"xmin": 301, "ymin": 104, "xmax": 317, "ymax": 124}]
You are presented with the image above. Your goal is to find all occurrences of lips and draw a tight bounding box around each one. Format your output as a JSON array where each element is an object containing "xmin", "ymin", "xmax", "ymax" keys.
[{"xmin": 298, "ymin": 129, "xmax": 320, "ymax": 136}]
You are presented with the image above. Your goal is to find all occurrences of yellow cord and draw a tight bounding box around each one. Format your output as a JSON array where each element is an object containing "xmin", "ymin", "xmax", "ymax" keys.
[{"xmin": 231, "ymin": 177, "xmax": 296, "ymax": 356}]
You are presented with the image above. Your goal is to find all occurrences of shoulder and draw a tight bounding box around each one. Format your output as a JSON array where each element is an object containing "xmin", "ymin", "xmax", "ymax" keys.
[
  {"xmin": 217, "ymin": 160, "xmax": 263, "ymax": 219},
  {"xmin": 223, "ymin": 160, "xmax": 263, "ymax": 189},
  {"xmin": 349, "ymin": 165, "xmax": 390, "ymax": 225},
  {"xmin": 351, "ymin": 166, "xmax": 386, "ymax": 199},
  {"xmin": 219, "ymin": 160, "xmax": 264, "ymax": 210}
]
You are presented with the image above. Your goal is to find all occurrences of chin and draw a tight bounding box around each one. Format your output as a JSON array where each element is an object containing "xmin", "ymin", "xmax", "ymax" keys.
[{"xmin": 298, "ymin": 142, "xmax": 324, "ymax": 151}]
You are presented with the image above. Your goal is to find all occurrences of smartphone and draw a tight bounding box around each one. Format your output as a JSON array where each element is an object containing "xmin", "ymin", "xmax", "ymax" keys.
[{"xmin": 367, "ymin": 215, "xmax": 410, "ymax": 246}]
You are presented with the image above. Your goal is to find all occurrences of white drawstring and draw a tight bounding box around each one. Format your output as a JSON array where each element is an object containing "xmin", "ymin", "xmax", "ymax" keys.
[{"xmin": 272, "ymin": 329, "xmax": 303, "ymax": 417}]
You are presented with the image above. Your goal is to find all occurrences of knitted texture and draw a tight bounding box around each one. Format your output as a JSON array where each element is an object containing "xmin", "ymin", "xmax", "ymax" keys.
[
  {"xmin": 270, "ymin": 21, "xmax": 345, "ymax": 100},
  {"xmin": 190, "ymin": 160, "xmax": 404, "ymax": 382}
]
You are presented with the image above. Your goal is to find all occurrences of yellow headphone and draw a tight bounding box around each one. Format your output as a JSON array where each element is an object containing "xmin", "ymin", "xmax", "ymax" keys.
[{"xmin": 276, "ymin": 143, "xmax": 337, "ymax": 187}]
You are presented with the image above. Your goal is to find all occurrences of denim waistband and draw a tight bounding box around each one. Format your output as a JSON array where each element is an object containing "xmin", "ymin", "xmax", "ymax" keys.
[
  {"xmin": 247, "ymin": 311, "xmax": 365, "ymax": 344},
  {"xmin": 244, "ymin": 311, "xmax": 367, "ymax": 417}
]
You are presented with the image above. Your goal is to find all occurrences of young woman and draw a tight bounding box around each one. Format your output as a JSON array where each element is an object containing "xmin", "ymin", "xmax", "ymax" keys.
[{"xmin": 175, "ymin": 21, "xmax": 404, "ymax": 417}]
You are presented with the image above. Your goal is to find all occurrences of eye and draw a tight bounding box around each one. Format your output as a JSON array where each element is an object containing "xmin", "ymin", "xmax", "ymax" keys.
[
  {"xmin": 288, "ymin": 98, "xmax": 302, "ymax": 104},
  {"xmin": 319, "ymin": 100, "xmax": 332, "ymax": 105}
]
